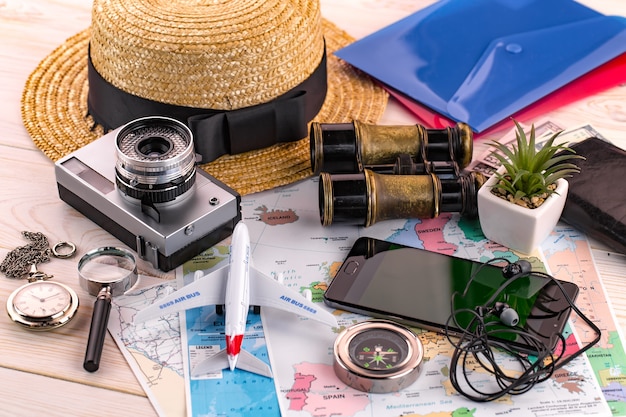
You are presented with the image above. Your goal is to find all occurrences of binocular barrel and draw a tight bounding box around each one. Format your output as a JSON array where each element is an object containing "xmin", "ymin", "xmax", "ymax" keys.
[
  {"xmin": 310, "ymin": 121, "xmax": 473, "ymax": 174},
  {"xmin": 393, "ymin": 154, "xmax": 459, "ymax": 179},
  {"xmin": 319, "ymin": 170, "xmax": 485, "ymax": 227}
]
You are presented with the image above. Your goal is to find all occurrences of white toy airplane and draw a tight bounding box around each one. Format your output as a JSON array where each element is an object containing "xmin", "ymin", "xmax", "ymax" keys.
[{"xmin": 135, "ymin": 221, "xmax": 337, "ymax": 378}]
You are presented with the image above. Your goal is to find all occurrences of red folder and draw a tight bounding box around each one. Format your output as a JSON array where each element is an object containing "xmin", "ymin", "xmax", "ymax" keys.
[{"xmin": 387, "ymin": 53, "xmax": 626, "ymax": 138}]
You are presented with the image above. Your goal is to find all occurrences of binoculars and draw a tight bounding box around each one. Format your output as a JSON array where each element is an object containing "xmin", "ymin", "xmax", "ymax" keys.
[
  {"xmin": 311, "ymin": 121, "xmax": 484, "ymax": 227},
  {"xmin": 310, "ymin": 120, "xmax": 473, "ymax": 175}
]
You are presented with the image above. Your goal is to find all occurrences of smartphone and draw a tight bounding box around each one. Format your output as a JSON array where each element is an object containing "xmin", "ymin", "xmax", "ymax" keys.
[{"xmin": 323, "ymin": 237, "xmax": 579, "ymax": 353}]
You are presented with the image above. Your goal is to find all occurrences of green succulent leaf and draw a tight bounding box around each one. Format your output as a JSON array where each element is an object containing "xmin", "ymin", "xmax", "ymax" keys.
[{"xmin": 488, "ymin": 120, "xmax": 584, "ymax": 205}]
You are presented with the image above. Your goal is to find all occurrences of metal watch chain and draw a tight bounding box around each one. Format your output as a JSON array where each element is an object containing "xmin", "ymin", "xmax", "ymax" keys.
[{"xmin": 0, "ymin": 231, "xmax": 53, "ymax": 279}]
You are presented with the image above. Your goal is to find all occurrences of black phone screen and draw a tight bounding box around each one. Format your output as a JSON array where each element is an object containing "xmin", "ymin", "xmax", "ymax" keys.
[{"xmin": 323, "ymin": 237, "xmax": 578, "ymax": 352}]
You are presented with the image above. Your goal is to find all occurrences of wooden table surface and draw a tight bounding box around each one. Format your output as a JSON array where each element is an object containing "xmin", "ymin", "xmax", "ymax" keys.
[{"xmin": 1, "ymin": 1, "xmax": 625, "ymax": 416}]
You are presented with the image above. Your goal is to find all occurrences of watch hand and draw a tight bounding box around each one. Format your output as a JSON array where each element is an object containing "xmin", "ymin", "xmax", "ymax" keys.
[
  {"xmin": 31, "ymin": 293, "xmax": 46, "ymax": 303},
  {"xmin": 42, "ymin": 292, "xmax": 62, "ymax": 301},
  {"xmin": 31, "ymin": 292, "xmax": 62, "ymax": 302}
]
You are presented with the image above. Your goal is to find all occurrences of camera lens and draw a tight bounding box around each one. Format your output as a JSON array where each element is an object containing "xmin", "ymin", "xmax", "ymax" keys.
[
  {"xmin": 115, "ymin": 116, "xmax": 196, "ymax": 204},
  {"xmin": 137, "ymin": 136, "xmax": 172, "ymax": 157}
]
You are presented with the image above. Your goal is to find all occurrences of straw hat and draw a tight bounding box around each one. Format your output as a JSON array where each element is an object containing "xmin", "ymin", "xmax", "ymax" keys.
[{"xmin": 22, "ymin": 0, "xmax": 387, "ymax": 195}]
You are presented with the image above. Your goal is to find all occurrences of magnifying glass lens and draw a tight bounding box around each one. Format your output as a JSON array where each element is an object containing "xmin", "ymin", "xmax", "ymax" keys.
[{"xmin": 79, "ymin": 255, "xmax": 136, "ymax": 284}]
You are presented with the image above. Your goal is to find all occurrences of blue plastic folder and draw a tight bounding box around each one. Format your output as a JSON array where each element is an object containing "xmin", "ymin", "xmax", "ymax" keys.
[{"xmin": 336, "ymin": 0, "xmax": 626, "ymax": 132}]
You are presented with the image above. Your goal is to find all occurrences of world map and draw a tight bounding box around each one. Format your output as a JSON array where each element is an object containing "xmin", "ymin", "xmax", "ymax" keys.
[{"xmin": 108, "ymin": 176, "xmax": 620, "ymax": 417}]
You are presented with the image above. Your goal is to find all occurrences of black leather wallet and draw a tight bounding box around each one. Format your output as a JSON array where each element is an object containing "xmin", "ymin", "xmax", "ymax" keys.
[{"xmin": 560, "ymin": 137, "xmax": 626, "ymax": 254}]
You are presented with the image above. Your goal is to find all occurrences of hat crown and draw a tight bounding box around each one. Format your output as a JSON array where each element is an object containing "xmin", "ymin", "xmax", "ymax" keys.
[{"xmin": 90, "ymin": 0, "xmax": 324, "ymax": 110}]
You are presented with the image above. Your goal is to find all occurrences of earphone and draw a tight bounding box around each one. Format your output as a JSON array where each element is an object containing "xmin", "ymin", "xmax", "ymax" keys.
[
  {"xmin": 446, "ymin": 257, "xmax": 601, "ymax": 402},
  {"xmin": 474, "ymin": 302, "xmax": 519, "ymax": 327},
  {"xmin": 502, "ymin": 259, "xmax": 532, "ymax": 278},
  {"xmin": 479, "ymin": 258, "xmax": 529, "ymax": 328},
  {"xmin": 492, "ymin": 302, "xmax": 520, "ymax": 327}
]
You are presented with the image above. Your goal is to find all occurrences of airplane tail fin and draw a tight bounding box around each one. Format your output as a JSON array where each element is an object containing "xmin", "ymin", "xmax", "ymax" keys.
[
  {"xmin": 191, "ymin": 348, "xmax": 273, "ymax": 379},
  {"xmin": 191, "ymin": 348, "xmax": 230, "ymax": 378},
  {"xmin": 236, "ymin": 349, "xmax": 273, "ymax": 378}
]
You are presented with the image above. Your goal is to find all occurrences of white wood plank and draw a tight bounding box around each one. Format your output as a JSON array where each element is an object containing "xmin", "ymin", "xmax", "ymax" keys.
[{"xmin": 0, "ymin": 367, "xmax": 157, "ymax": 417}]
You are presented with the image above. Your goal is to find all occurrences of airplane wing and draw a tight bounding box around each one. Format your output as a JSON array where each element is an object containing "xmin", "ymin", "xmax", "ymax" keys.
[
  {"xmin": 134, "ymin": 265, "xmax": 229, "ymax": 323},
  {"xmin": 248, "ymin": 267, "xmax": 337, "ymax": 327}
]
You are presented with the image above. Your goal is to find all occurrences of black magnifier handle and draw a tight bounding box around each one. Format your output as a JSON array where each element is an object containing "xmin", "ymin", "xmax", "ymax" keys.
[{"xmin": 83, "ymin": 286, "xmax": 112, "ymax": 372}]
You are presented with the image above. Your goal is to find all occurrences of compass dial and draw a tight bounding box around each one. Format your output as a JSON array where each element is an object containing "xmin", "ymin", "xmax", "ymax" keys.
[{"xmin": 348, "ymin": 328, "xmax": 408, "ymax": 371}]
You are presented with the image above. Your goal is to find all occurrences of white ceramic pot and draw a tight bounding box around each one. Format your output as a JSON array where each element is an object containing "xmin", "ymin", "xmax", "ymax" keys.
[{"xmin": 477, "ymin": 169, "xmax": 568, "ymax": 255}]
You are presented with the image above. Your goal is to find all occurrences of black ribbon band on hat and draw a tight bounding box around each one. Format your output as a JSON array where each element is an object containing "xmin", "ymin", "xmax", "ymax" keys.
[{"xmin": 87, "ymin": 46, "xmax": 328, "ymax": 163}]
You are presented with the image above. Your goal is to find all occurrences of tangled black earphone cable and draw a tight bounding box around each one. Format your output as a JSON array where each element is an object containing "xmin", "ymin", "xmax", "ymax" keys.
[{"xmin": 445, "ymin": 258, "xmax": 601, "ymax": 402}]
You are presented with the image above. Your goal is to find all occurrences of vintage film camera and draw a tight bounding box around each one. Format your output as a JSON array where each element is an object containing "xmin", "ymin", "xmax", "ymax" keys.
[
  {"xmin": 55, "ymin": 116, "xmax": 241, "ymax": 271},
  {"xmin": 310, "ymin": 121, "xmax": 485, "ymax": 227}
]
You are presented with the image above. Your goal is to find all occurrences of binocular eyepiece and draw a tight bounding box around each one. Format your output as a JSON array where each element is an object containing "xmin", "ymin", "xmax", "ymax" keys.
[
  {"xmin": 319, "ymin": 170, "xmax": 485, "ymax": 227},
  {"xmin": 310, "ymin": 120, "xmax": 473, "ymax": 174}
]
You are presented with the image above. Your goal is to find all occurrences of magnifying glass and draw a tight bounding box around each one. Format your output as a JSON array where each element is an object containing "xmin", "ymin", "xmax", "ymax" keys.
[{"xmin": 78, "ymin": 247, "xmax": 138, "ymax": 372}]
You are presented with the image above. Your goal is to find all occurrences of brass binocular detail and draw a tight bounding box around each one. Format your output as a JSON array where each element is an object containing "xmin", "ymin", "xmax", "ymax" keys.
[
  {"xmin": 310, "ymin": 120, "xmax": 473, "ymax": 175},
  {"xmin": 319, "ymin": 170, "xmax": 485, "ymax": 227}
]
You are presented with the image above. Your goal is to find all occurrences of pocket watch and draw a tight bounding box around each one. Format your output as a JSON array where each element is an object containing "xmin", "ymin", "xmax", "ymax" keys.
[{"xmin": 6, "ymin": 266, "xmax": 79, "ymax": 331}]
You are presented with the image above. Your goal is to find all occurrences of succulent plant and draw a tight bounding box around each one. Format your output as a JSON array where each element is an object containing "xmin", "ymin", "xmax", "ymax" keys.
[{"xmin": 488, "ymin": 120, "xmax": 584, "ymax": 208}]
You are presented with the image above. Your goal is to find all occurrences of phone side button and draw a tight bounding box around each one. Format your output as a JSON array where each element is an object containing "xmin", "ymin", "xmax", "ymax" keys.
[{"xmin": 343, "ymin": 260, "xmax": 360, "ymax": 275}]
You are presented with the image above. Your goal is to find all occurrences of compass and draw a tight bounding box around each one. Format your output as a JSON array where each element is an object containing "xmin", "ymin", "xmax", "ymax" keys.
[{"xmin": 333, "ymin": 319, "xmax": 424, "ymax": 393}]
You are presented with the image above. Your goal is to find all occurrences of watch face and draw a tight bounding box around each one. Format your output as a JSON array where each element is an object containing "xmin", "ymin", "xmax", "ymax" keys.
[
  {"xmin": 13, "ymin": 281, "xmax": 72, "ymax": 317},
  {"xmin": 7, "ymin": 281, "xmax": 79, "ymax": 330}
]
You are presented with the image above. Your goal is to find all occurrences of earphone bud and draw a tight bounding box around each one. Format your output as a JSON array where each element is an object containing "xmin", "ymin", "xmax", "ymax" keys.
[
  {"xmin": 502, "ymin": 259, "xmax": 532, "ymax": 279},
  {"xmin": 475, "ymin": 302, "xmax": 520, "ymax": 327},
  {"xmin": 493, "ymin": 302, "xmax": 519, "ymax": 327}
]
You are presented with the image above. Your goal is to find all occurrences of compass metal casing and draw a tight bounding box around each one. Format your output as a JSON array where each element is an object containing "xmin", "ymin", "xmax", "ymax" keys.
[{"xmin": 333, "ymin": 319, "xmax": 424, "ymax": 393}]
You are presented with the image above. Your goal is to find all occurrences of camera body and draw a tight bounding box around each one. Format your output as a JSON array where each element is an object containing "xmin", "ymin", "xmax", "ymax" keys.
[{"xmin": 55, "ymin": 117, "xmax": 241, "ymax": 271}]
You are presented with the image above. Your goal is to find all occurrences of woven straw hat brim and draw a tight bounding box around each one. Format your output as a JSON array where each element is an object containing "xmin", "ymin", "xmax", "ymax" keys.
[{"xmin": 22, "ymin": 19, "xmax": 388, "ymax": 195}]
